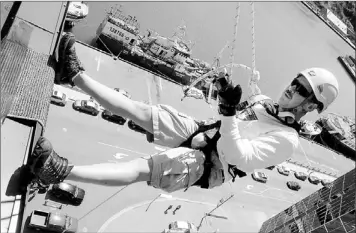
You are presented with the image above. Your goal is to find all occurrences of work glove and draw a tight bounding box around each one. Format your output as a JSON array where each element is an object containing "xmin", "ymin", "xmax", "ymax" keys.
[{"xmin": 213, "ymin": 74, "xmax": 242, "ymax": 116}]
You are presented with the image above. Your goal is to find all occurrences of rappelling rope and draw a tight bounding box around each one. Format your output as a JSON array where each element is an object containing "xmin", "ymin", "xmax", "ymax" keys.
[
  {"xmin": 248, "ymin": 2, "xmax": 261, "ymax": 98},
  {"xmin": 183, "ymin": 2, "xmax": 258, "ymax": 101},
  {"xmin": 97, "ymin": 36, "xmax": 118, "ymax": 59},
  {"xmin": 250, "ymin": 2, "xmax": 256, "ymax": 73},
  {"xmin": 78, "ymin": 186, "xmax": 128, "ymax": 221},
  {"xmin": 228, "ymin": 3, "xmax": 240, "ymax": 76}
]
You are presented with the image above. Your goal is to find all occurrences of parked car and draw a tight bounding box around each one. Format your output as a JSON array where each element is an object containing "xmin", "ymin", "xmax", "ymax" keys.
[
  {"xmin": 308, "ymin": 175, "xmax": 321, "ymax": 185},
  {"xmin": 128, "ymin": 120, "xmax": 147, "ymax": 134},
  {"xmin": 165, "ymin": 221, "xmax": 198, "ymax": 233},
  {"xmin": 28, "ymin": 210, "xmax": 78, "ymax": 233},
  {"xmin": 294, "ymin": 171, "xmax": 307, "ymax": 181},
  {"xmin": 114, "ymin": 88, "xmax": 131, "ymax": 99},
  {"xmin": 265, "ymin": 165, "xmax": 275, "ymax": 170},
  {"xmin": 102, "ymin": 109, "xmax": 127, "ymax": 125},
  {"xmin": 251, "ymin": 171, "xmax": 268, "ymax": 183},
  {"xmin": 50, "ymin": 90, "xmax": 67, "ymax": 106},
  {"xmin": 277, "ymin": 166, "xmax": 290, "ymax": 176},
  {"xmin": 287, "ymin": 181, "xmax": 301, "ymax": 191},
  {"xmin": 51, "ymin": 182, "xmax": 85, "ymax": 206},
  {"xmin": 72, "ymin": 100, "xmax": 100, "ymax": 116},
  {"xmin": 321, "ymin": 179, "xmax": 332, "ymax": 187}
]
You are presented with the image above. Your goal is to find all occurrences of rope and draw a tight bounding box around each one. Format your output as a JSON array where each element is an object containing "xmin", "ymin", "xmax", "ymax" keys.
[
  {"xmin": 229, "ymin": 3, "xmax": 240, "ymax": 76},
  {"xmin": 182, "ymin": 62, "xmax": 253, "ymax": 100},
  {"xmin": 196, "ymin": 194, "xmax": 234, "ymax": 231},
  {"xmin": 247, "ymin": 2, "xmax": 261, "ymax": 98},
  {"xmin": 78, "ymin": 186, "xmax": 128, "ymax": 221},
  {"xmin": 183, "ymin": 3, "xmax": 258, "ymax": 101},
  {"xmin": 97, "ymin": 36, "xmax": 118, "ymax": 58},
  {"xmin": 250, "ymin": 2, "xmax": 256, "ymax": 72}
]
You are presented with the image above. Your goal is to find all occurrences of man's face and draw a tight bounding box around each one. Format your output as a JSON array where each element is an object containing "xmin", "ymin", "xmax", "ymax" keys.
[{"xmin": 277, "ymin": 75, "xmax": 314, "ymax": 109}]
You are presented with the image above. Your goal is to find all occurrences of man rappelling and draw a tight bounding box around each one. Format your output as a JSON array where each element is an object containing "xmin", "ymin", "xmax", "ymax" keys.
[{"xmin": 28, "ymin": 32, "xmax": 339, "ymax": 193}]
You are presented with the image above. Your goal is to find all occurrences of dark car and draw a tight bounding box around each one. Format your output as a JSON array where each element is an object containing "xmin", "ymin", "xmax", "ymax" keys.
[
  {"xmin": 51, "ymin": 182, "xmax": 85, "ymax": 206},
  {"xmin": 277, "ymin": 166, "xmax": 290, "ymax": 176},
  {"xmin": 128, "ymin": 120, "xmax": 147, "ymax": 134},
  {"xmin": 102, "ymin": 109, "xmax": 127, "ymax": 125},
  {"xmin": 251, "ymin": 171, "xmax": 268, "ymax": 183},
  {"xmin": 73, "ymin": 100, "xmax": 100, "ymax": 116},
  {"xmin": 294, "ymin": 171, "xmax": 307, "ymax": 181},
  {"xmin": 265, "ymin": 165, "xmax": 275, "ymax": 170},
  {"xmin": 308, "ymin": 175, "xmax": 321, "ymax": 185},
  {"xmin": 50, "ymin": 90, "xmax": 67, "ymax": 107},
  {"xmin": 287, "ymin": 181, "xmax": 301, "ymax": 191}
]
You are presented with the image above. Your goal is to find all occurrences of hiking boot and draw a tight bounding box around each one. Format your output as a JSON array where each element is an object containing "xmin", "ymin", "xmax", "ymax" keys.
[
  {"xmin": 55, "ymin": 32, "xmax": 85, "ymax": 86},
  {"xmin": 28, "ymin": 137, "xmax": 73, "ymax": 186}
]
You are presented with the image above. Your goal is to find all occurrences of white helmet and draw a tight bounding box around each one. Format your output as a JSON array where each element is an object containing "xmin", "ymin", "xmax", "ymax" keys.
[{"xmin": 298, "ymin": 68, "xmax": 339, "ymax": 113}]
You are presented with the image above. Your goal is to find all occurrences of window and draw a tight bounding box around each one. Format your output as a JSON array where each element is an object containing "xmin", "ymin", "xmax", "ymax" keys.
[{"xmin": 158, "ymin": 50, "xmax": 167, "ymax": 57}]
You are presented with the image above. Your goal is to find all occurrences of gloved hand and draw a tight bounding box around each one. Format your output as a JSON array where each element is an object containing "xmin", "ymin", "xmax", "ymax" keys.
[{"xmin": 213, "ymin": 74, "xmax": 242, "ymax": 116}]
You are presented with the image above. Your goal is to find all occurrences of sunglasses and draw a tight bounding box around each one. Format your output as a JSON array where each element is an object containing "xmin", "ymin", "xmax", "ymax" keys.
[
  {"xmin": 291, "ymin": 78, "xmax": 323, "ymax": 112},
  {"xmin": 290, "ymin": 78, "xmax": 312, "ymax": 98}
]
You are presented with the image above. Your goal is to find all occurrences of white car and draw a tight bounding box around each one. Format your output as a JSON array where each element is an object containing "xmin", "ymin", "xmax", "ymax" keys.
[
  {"xmin": 277, "ymin": 166, "xmax": 290, "ymax": 176},
  {"xmin": 251, "ymin": 171, "xmax": 268, "ymax": 183},
  {"xmin": 72, "ymin": 100, "xmax": 100, "ymax": 116},
  {"xmin": 50, "ymin": 90, "xmax": 67, "ymax": 106},
  {"xmin": 164, "ymin": 221, "xmax": 197, "ymax": 233},
  {"xmin": 65, "ymin": 2, "xmax": 89, "ymax": 27}
]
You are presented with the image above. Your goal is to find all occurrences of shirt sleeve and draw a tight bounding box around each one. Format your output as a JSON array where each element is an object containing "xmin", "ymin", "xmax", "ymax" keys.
[{"xmin": 217, "ymin": 116, "xmax": 298, "ymax": 173}]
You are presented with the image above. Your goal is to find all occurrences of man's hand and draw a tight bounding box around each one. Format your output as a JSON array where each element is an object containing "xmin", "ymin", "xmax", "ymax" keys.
[{"xmin": 215, "ymin": 77, "xmax": 242, "ymax": 116}]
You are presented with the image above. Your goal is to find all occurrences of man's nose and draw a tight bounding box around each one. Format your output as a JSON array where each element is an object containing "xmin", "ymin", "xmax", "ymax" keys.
[{"xmin": 288, "ymin": 85, "xmax": 296, "ymax": 93}]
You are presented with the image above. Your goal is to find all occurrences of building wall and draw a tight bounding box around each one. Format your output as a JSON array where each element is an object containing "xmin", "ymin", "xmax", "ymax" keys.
[{"xmin": 259, "ymin": 168, "xmax": 355, "ymax": 233}]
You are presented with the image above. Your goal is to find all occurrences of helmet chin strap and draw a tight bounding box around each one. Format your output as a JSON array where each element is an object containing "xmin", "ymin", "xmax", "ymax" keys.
[{"xmin": 279, "ymin": 96, "xmax": 314, "ymax": 123}]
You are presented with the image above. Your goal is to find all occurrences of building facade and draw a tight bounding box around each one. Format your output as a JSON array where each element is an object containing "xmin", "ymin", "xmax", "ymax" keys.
[{"xmin": 259, "ymin": 168, "xmax": 355, "ymax": 233}]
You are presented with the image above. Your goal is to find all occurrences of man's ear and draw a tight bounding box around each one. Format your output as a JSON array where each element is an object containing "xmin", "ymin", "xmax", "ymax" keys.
[{"xmin": 304, "ymin": 102, "xmax": 318, "ymax": 112}]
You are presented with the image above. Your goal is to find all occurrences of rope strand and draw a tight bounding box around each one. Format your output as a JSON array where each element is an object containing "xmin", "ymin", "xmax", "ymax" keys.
[
  {"xmin": 229, "ymin": 3, "xmax": 240, "ymax": 76},
  {"xmin": 250, "ymin": 2, "xmax": 256, "ymax": 72}
]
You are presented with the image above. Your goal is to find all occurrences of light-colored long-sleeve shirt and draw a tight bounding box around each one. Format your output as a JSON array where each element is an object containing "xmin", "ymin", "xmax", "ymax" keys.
[{"xmin": 216, "ymin": 73, "xmax": 299, "ymax": 179}]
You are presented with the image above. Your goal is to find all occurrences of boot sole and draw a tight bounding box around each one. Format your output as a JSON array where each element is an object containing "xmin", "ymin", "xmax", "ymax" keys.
[
  {"xmin": 27, "ymin": 137, "xmax": 53, "ymax": 174},
  {"xmin": 55, "ymin": 33, "xmax": 76, "ymax": 84}
]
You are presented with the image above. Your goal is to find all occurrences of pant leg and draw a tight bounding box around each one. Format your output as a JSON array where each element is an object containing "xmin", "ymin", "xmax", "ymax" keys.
[
  {"xmin": 149, "ymin": 104, "xmax": 199, "ymax": 147},
  {"xmin": 148, "ymin": 147, "xmax": 205, "ymax": 193},
  {"xmin": 147, "ymin": 147, "xmax": 226, "ymax": 193}
]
